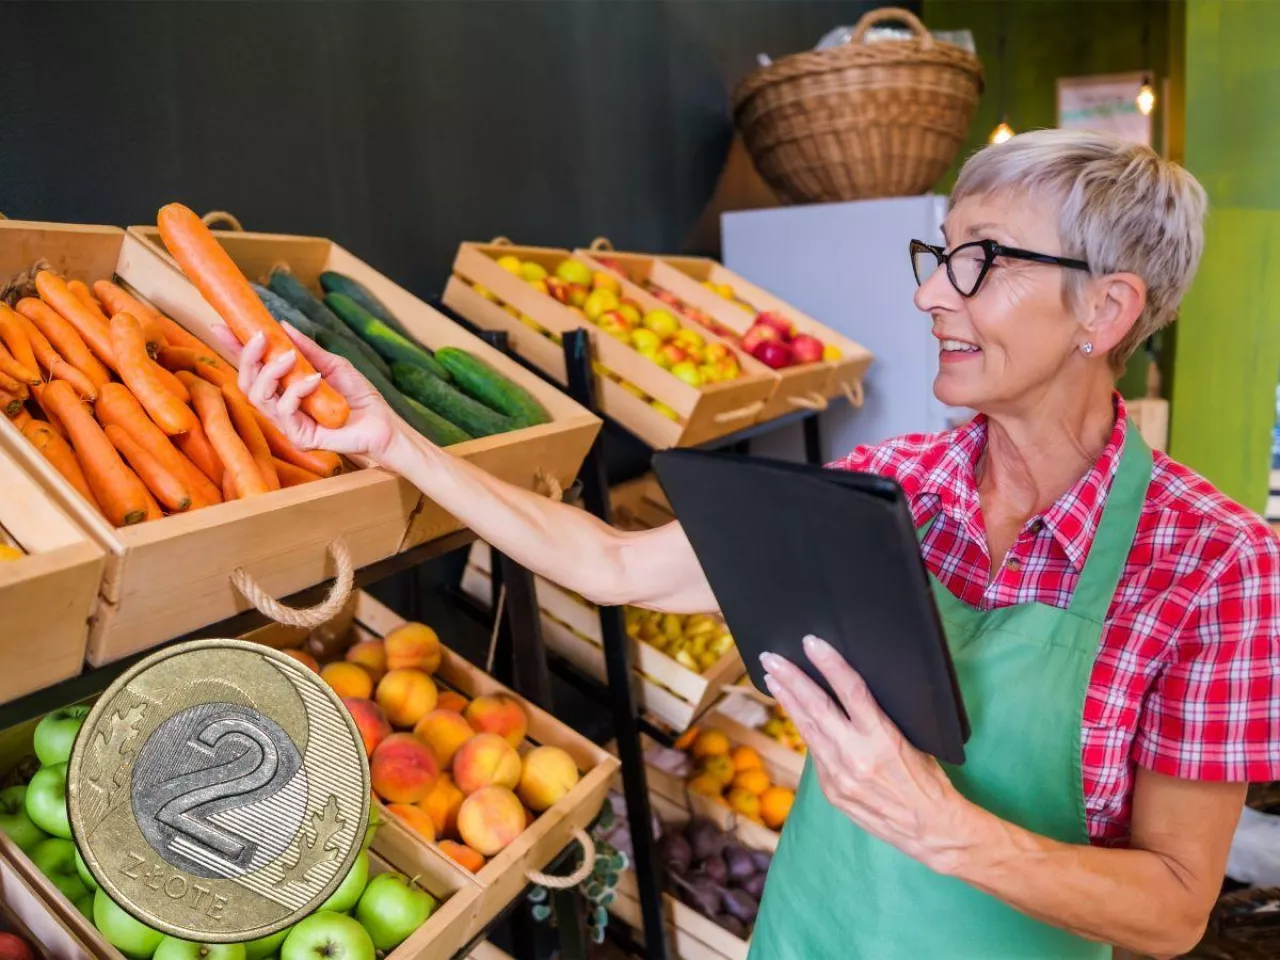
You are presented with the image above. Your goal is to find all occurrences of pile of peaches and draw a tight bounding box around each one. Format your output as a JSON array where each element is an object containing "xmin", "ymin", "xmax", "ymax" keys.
[{"xmin": 281, "ymin": 623, "xmax": 580, "ymax": 873}]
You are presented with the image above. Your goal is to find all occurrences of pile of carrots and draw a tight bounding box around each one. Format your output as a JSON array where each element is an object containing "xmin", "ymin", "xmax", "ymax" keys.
[{"xmin": 0, "ymin": 272, "xmax": 342, "ymax": 527}]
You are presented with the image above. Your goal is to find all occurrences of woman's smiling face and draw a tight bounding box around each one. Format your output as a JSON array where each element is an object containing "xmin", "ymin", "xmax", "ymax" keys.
[{"xmin": 915, "ymin": 192, "xmax": 1088, "ymax": 415}]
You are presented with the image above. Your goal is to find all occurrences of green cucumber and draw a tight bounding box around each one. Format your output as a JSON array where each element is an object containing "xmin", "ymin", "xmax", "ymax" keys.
[
  {"xmin": 325, "ymin": 293, "xmax": 452, "ymax": 382},
  {"xmin": 391, "ymin": 362, "xmax": 515, "ymax": 438},
  {"xmin": 319, "ymin": 271, "xmax": 414, "ymax": 340},
  {"xmin": 250, "ymin": 283, "xmax": 319, "ymax": 339},
  {"xmin": 434, "ymin": 348, "xmax": 550, "ymax": 427},
  {"xmin": 267, "ymin": 270, "xmax": 392, "ymax": 378},
  {"xmin": 314, "ymin": 330, "xmax": 471, "ymax": 447}
]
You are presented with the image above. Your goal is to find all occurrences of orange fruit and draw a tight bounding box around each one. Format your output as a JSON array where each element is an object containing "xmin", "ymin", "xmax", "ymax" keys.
[
  {"xmin": 760, "ymin": 786, "xmax": 795, "ymax": 830},
  {"xmin": 726, "ymin": 787, "xmax": 761, "ymax": 821},
  {"xmin": 732, "ymin": 768, "xmax": 771, "ymax": 796},
  {"xmin": 690, "ymin": 730, "xmax": 730, "ymax": 759},
  {"xmin": 698, "ymin": 754, "xmax": 735, "ymax": 786},
  {"xmin": 280, "ymin": 648, "xmax": 319, "ymax": 673},
  {"xmin": 687, "ymin": 774, "xmax": 724, "ymax": 799},
  {"xmin": 673, "ymin": 725, "xmax": 701, "ymax": 752},
  {"xmin": 730, "ymin": 746, "xmax": 763, "ymax": 772}
]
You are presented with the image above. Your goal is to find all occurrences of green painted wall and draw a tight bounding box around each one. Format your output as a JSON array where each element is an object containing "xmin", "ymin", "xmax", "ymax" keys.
[{"xmin": 1171, "ymin": 0, "xmax": 1280, "ymax": 512}]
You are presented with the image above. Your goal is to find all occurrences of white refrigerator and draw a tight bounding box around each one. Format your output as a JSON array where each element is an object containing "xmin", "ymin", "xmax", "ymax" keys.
[{"xmin": 722, "ymin": 195, "xmax": 971, "ymax": 463}]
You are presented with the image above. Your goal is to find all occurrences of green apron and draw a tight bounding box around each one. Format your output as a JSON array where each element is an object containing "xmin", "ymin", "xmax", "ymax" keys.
[{"xmin": 748, "ymin": 423, "xmax": 1151, "ymax": 959}]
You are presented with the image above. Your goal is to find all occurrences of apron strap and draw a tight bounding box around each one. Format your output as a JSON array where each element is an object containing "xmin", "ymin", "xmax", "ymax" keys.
[{"xmin": 1067, "ymin": 419, "xmax": 1153, "ymax": 619}]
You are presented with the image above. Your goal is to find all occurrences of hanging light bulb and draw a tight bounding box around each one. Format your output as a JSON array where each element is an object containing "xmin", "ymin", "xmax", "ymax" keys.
[
  {"xmin": 990, "ymin": 118, "xmax": 1015, "ymax": 145},
  {"xmin": 1136, "ymin": 74, "xmax": 1156, "ymax": 116}
]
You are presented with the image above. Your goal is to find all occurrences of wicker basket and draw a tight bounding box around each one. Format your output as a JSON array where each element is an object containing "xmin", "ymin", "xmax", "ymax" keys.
[{"xmin": 732, "ymin": 7, "xmax": 984, "ymax": 204}]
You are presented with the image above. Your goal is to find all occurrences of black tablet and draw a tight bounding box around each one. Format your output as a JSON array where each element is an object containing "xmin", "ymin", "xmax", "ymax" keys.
[{"xmin": 651, "ymin": 448, "xmax": 970, "ymax": 764}]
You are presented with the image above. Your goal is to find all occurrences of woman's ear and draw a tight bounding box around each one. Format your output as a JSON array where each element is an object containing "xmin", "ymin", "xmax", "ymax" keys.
[{"xmin": 1082, "ymin": 273, "xmax": 1147, "ymax": 355}]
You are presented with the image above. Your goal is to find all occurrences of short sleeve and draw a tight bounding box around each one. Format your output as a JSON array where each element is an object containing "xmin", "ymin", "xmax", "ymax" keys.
[
  {"xmin": 827, "ymin": 444, "xmax": 880, "ymax": 472},
  {"xmin": 1133, "ymin": 533, "xmax": 1280, "ymax": 782}
]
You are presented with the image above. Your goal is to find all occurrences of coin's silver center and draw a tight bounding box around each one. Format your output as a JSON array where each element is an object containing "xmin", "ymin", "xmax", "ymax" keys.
[{"xmin": 131, "ymin": 702, "xmax": 307, "ymax": 880}]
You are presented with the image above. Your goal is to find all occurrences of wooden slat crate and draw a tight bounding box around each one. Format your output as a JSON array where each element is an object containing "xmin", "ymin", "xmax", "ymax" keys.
[
  {"xmin": 0, "ymin": 219, "xmax": 421, "ymax": 664},
  {"xmin": 0, "ymin": 443, "xmax": 105, "ymax": 704},
  {"xmin": 445, "ymin": 242, "xmax": 778, "ymax": 448},
  {"xmin": 126, "ymin": 225, "xmax": 600, "ymax": 552},
  {"xmin": 246, "ymin": 591, "xmax": 620, "ymax": 944},
  {"xmin": 1, "ymin": 848, "xmax": 96, "ymax": 960},
  {"xmin": 578, "ymin": 245, "xmax": 872, "ymax": 406}
]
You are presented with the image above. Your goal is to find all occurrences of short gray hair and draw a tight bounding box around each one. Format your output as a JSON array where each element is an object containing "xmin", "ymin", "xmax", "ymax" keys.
[{"xmin": 951, "ymin": 128, "xmax": 1207, "ymax": 372}]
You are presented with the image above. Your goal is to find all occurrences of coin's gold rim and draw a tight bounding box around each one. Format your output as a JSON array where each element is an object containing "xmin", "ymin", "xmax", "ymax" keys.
[{"xmin": 68, "ymin": 638, "xmax": 371, "ymax": 943}]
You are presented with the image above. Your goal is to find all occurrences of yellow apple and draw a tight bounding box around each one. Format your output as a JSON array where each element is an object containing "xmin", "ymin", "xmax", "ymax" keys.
[
  {"xmin": 670, "ymin": 361, "xmax": 704, "ymax": 388},
  {"xmin": 591, "ymin": 272, "xmax": 622, "ymax": 295},
  {"xmin": 642, "ymin": 310, "xmax": 680, "ymax": 338},
  {"xmin": 473, "ymin": 283, "xmax": 498, "ymax": 302},
  {"xmin": 529, "ymin": 279, "xmax": 549, "ymax": 296},
  {"xmin": 584, "ymin": 289, "xmax": 620, "ymax": 322},
  {"xmin": 672, "ymin": 329, "xmax": 705, "ymax": 352},
  {"xmin": 555, "ymin": 260, "xmax": 593, "ymax": 286},
  {"xmin": 630, "ymin": 328, "xmax": 662, "ymax": 354},
  {"xmin": 823, "ymin": 344, "xmax": 843, "ymax": 361},
  {"xmin": 618, "ymin": 301, "xmax": 643, "ymax": 326},
  {"xmin": 521, "ymin": 262, "xmax": 548, "ymax": 282},
  {"xmin": 497, "ymin": 255, "xmax": 523, "ymax": 275},
  {"xmin": 651, "ymin": 401, "xmax": 681, "ymax": 421},
  {"xmin": 568, "ymin": 285, "xmax": 589, "ymax": 308}
]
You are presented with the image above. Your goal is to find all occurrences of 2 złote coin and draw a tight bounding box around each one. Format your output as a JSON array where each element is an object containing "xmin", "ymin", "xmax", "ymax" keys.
[{"xmin": 68, "ymin": 639, "xmax": 370, "ymax": 942}]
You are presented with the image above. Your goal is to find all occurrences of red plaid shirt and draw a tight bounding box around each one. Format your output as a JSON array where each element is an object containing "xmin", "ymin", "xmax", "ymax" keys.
[{"xmin": 831, "ymin": 397, "xmax": 1280, "ymax": 844}]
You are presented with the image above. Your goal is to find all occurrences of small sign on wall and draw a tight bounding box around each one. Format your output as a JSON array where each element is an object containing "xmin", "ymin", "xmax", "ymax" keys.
[{"xmin": 1057, "ymin": 71, "xmax": 1152, "ymax": 146}]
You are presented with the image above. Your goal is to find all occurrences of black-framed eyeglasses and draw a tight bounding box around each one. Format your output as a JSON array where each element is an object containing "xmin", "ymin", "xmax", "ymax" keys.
[{"xmin": 910, "ymin": 239, "xmax": 1091, "ymax": 298}]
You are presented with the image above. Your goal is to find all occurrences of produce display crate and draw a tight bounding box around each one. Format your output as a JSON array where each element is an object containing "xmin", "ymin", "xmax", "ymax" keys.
[
  {"xmin": 0, "ymin": 219, "xmax": 422, "ymax": 664},
  {"xmin": 444, "ymin": 242, "xmax": 778, "ymax": 449},
  {"xmin": 711, "ymin": 688, "xmax": 806, "ymax": 782},
  {"xmin": 577, "ymin": 245, "xmax": 872, "ymax": 408},
  {"xmin": 127, "ymin": 225, "xmax": 600, "ymax": 552},
  {"xmin": 0, "ymin": 442, "xmax": 105, "ymax": 704},
  {"xmin": 245, "ymin": 591, "xmax": 620, "ymax": 944},
  {"xmin": 1, "ymin": 844, "xmax": 97, "ymax": 960}
]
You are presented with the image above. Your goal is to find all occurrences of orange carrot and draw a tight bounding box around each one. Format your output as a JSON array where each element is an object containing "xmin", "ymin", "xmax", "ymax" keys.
[
  {"xmin": 29, "ymin": 385, "xmax": 67, "ymax": 439},
  {"xmin": 68, "ymin": 279, "xmax": 107, "ymax": 319},
  {"xmin": 153, "ymin": 363, "xmax": 191, "ymax": 403},
  {"xmin": 222, "ymin": 468, "xmax": 237, "ymax": 501},
  {"xmin": 92, "ymin": 280, "xmax": 166, "ymax": 354},
  {"xmin": 109, "ymin": 313, "xmax": 199, "ymax": 435},
  {"xmin": 140, "ymin": 485, "xmax": 164, "ymax": 521},
  {"xmin": 14, "ymin": 313, "xmax": 97, "ymax": 401},
  {"xmin": 185, "ymin": 375, "xmax": 269, "ymax": 497},
  {"xmin": 221, "ymin": 384, "xmax": 279, "ymax": 490},
  {"xmin": 175, "ymin": 422, "xmax": 223, "ymax": 486},
  {"xmin": 157, "ymin": 203, "xmax": 349, "ymax": 429},
  {"xmin": 0, "ymin": 366, "xmax": 25, "ymax": 397},
  {"xmin": 0, "ymin": 304, "xmax": 39, "ymax": 378},
  {"xmin": 0, "ymin": 340, "xmax": 39, "ymax": 386},
  {"xmin": 10, "ymin": 407, "xmax": 32, "ymax": 432},
  {"xmin": 23, "ymin": 419, "xmax": 100, "ymax": 510},
  {"xmin": 272, "ymin": 457, "xmax": 322, "ymax": 488},
  {"xmin": 0, "ymin": 388, "xmax": 22, "ymax": 418},
  {"xmin": 105, "ymin": 424, "xmax": 192, "ymax": 512},
  {"xmin": 96, "ymin": 383, "xmax": 220, "ymax": 508},
  {"xmin": 16, "ymin": 297, "xmax": 111, "ymax": 389},
  {"xmin": 39, "ymin": 380, "xmax": 151, "ymax": 525},
  {"xmin": 35, "ymin": 272, "xmax": 118, "ymax": 372},
  {"xmin": 254, "ymin": 411, "xmax": 343, "ymax": 477},
  {"xmin": 158, "ymin": 345, "xmax": 236, "ymax": 388}
]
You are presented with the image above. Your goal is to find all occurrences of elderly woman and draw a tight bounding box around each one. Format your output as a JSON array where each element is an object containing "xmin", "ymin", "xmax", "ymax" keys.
[{"xmin": 225, "ymin": 129, "xmax": 1280, "ymax": 959}]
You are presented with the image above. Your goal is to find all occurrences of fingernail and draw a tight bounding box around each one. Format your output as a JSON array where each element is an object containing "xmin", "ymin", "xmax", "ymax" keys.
[
  {"xmin": 759, "ymin": 652, "xmax": 782, "ymax": 672},
  {"xmin": 305, "ymin": 372, "xmax": 323, "ymax": 386},
  {"xmin": 803, "ymin": 635, "xmax": 832, "ymax": 655},
  {"xmin": 249, "ymin": 331, "xmax": 265, "ymax": 344},
  {"xmin": 763, "ymin": 674, "xmax": 778, "ymax": 696}
]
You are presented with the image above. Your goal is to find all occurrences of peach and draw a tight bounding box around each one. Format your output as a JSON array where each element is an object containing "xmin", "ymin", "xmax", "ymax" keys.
[
  {"xmin": 384, "ymin": 623, "xmax": 443, "ymax": 675},
  {"xmin": 344, "ymin": 697, "xmax": 392, "ymax": 756},
  {"xmin": 371, "ymin": 733, "xmax": 440, "ymax": 803},
  {"xmin": 386, "ymin": 803, "xmax": 437, "ymax": 842},
  {"xmin": 345, "ymin": 640, "xmax": 387, "ymax": 683},
  {"xmin": 376, "ymin": 669, "xmax": 438, "ymax": 728},
  {"xmin": 438, "ymin": 840, "xmax": 485, "ymax": 873},
  {"xmin": 464, "ymin": 695, "xmax": 528, "ymax": 748},
  {"xmin": 436, "ymin": 691, "xmax": 469, "ymax": 714},
  {"xmin": 418, "ymin": 774, "xmax": 465, "ymax": 838},
  {"xmin": 517, "ymin": 746, "xmax": 580, "ymax": 812},
  {"xmin": 280, "ymin": 648, "xmax": 319, "ymax": 673},
  {"xmin": 413, "ymin": 710, "xmax": 475, "ymax": 769},
  {"xmin": 456, "ymin": 786, "xmax": 525, "ymax": 857},
  {"xmin": 322, "ymin": 662, "xmax": 374, "ymax": 700},
  {"xmin": 452, "ymin": 733, "xmax": 521, "ymax": 795}
]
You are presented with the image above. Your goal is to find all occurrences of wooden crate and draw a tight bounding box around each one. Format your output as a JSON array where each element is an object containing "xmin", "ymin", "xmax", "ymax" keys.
[
  {"xmin": 445, "ymin": 242, "xmax": 778, "ymax": 449},
  {"xmin": 246, "ymin": 591, "xmax": 620, "ymax": 944},
  {"xmin": 0, "ymin": 219, "xmax": 423, "ymax": 664},
  {"xmin": 0, "ymin": 848, "xmax": 97, "ymax": 960},
  {"xmin": 579, "ymin": 246, "xmax": 873, "ymax": 406},
  {"xmin": 0, "ymin": 444, "xmax": 105, "ymax": 704},
  {"xmin": 126, "ymin": 225, "xmax": 600, "ymax": 552}
]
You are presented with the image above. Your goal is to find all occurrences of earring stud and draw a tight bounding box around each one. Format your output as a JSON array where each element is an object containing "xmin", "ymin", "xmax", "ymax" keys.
[{"xmin": 1081, "ymin": 342, "xmax": 1094, "ymax": 355}]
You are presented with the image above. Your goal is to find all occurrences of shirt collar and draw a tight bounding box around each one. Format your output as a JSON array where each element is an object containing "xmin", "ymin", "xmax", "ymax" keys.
[{"xmin": 918, "ymin": 395, "xmax": 1129, "ymax": 571}]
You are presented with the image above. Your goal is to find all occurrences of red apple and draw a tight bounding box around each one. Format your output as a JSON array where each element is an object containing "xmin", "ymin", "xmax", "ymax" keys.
[
  {"xmin": 0, "ymin": 933, "xmax": 35, "ymax": 960},
  {"xmin": 755, "ymin": 311, "xmax": 794, "ymax": 340},
  {"xmin": 658, "ymin": 343, "xmax": 689, "ymax": 370},
  {"xmin": 741, "ymin": 323, "xmax": 781, "ymax": 354},
  {"xmin": 544, "ymin": 277, "xmax": 571, "ymax": 304},
  {"xmin": 753, "ymin": 340, "xmax": 796, "ymax": 369},
  {"xmin": 791, "ymin": 334, "xmax": 825, "ymax": 364}
]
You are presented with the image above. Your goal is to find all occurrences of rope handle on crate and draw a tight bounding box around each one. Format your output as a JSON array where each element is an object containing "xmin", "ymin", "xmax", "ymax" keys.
[
  {"xmin": 841, "ymin": 379, "xmax": 865, "ymax": 408},
  {"xmin": 713, "ymin": 399, "xmax": 765, "ymax": 425},
  {"xmin": 588, "ymin": 237, "xmax": 614, "ymax": 252},
  {"xmin": 490, "ymin": 236, "xmax": 513, "ymax": 246},
  {"xmin": 787, "ymin": 392, "xmax": 828, "ymax": 412},
  {"xmin": 526, "ymin": 828, "xmax": 598, "ymax": 889},
  {"xmin": 851, "ymin": 7, "xmax": 932, "ymax": 47},
  {"xmin": 201, "ymin": 210, "xmax": 245, "ymax": 232},
  {"xmin": 231, "ymin": 537, "xmax": 355, "ymax": 629}
]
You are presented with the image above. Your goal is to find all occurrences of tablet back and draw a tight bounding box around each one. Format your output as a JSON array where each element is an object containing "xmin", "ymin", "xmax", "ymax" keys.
[{"xmin": 653, "ymin": 449, "xmax": 968, "ymax": 764}]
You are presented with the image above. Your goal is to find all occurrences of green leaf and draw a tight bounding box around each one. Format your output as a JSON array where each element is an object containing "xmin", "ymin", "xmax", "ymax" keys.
[{"xmin": 532, "ymin": 903, "xmax": 552, "ymax": 923}]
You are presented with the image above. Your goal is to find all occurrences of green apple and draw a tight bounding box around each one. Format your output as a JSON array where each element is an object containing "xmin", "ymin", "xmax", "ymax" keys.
[
  {"xmin": 318, "ymin": 850, "xmax": 368, "ymax": 913},
  {"xmin": 554, "ymin": 259, "xmax": 592, "ymax": 288},
  {"xmin": 33, "ymin": 706, "xmax": 90, "ymax": 766},
  {"xmin": 28, "ymin": 838, "xmax": 88, "ymax": 902},
  {"xmin": 361, "ymin": 804, "xmax": 381, "ymax": 851},
  {"xmin": 25, "ymin": 763, "xmax": 71, "ymax": 838},
  {"xmin": 94, "ymin": 888, "xmax": 165, "ymax": 959},
  {"xmin": 354, "ymin": 873, "xmax": 437, "ymax": 951},
  {"xmin": 74, "ymin": 891, "xmax": 94, "ymax": 921},
  {"xmin": 75, "ymin": 847, "xmax": 98, "ymax": 891},
  {"xmin": 281, "ymin": 913, "xmax": 373, "ymax": 960},
  {"xmin": 0, "ymin": 785, "xmax": 49, "ymax": 853},
  {"xmin": 154, "ymin": 936, "xmax": 246, "ymax": 960},
  {"xmin": 242, "ymin": 928, "xmax": 291, "ymax": 960}
]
